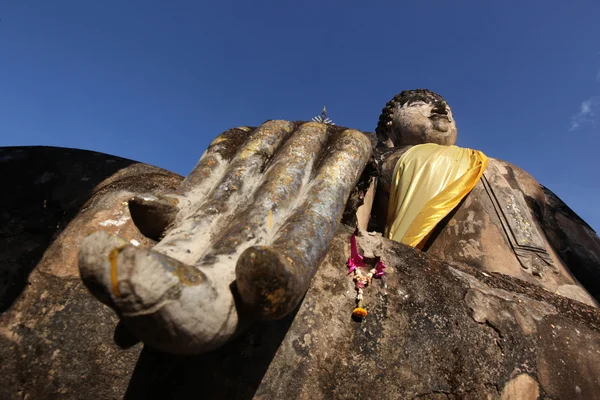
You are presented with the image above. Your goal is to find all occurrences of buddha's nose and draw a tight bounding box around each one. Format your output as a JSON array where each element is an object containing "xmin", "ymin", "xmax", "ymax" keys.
[{"xmin": 432, "ymin": 101, "xmax": 448, "ymax": 115}]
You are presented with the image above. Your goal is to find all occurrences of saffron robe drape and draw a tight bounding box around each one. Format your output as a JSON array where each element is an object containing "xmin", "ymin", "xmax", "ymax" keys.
[{"xmin": 385, "ymin": 143, "xmax": 488, "ymax": 248}]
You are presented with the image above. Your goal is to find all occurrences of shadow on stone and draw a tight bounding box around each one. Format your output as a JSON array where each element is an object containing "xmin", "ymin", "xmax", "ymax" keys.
[
  {"xmin": 0, "ymin": 146, "xmax": 183, "ymax": 399},
  {"xmin": 114, "ymin": 320, "xmax": 142, "ymax": 349},
  {"xmin": 124, "ymin": 310, "xmax": 297, "ymax": 400},
  {"xmin": 0, "ymin": 146, "xmax": 136, "ymax": 312}
]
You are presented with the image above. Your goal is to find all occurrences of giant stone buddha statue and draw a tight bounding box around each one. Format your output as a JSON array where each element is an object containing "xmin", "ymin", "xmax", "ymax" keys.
[
  {"xmin": 372, "ymin": 89, "xmax": 600, "ymax": 307},
  {"xmin": 78, "ymin": 89, "xmax": 600, "ymax": 355}
]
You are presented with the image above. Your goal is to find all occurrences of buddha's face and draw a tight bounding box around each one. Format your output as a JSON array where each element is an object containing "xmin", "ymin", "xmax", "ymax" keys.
[{"xmin": 390, "ymin": 98, "xmax": 457, "ymax": 146}]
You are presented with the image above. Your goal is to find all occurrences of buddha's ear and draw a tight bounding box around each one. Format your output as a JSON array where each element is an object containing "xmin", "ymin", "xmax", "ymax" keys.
[
  {"xmin": 382, "ymin": 137, "xmax": 395, "ymax": 148},
  {"xmin": 128, "ymin": 194, "xmax": 180, "ymax": 241},
  {"xmin": 375, "ymin": 131, "xmax": 395, "ymax": 149},
  {"xmin": 376, "ymin": 119, "xmax": 396, "ymax": 148}
]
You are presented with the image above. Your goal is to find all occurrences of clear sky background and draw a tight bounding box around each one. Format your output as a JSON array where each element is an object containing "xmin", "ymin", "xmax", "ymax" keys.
[{"xmin": 1, "ymin": 1, "xmax": 599, "ymax": 232}]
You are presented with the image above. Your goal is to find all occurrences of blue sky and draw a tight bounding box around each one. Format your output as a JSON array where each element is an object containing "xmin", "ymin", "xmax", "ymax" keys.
[{"xmin": 1, "ymin": 1, "xmax": 599, "ymax": 232}]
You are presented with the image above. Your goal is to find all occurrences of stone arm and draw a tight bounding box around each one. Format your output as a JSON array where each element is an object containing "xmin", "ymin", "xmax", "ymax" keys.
[
  {"xmin": 489, "ymin": 160, "xmax": 600, "ymax": 304},
  {"xmin": 539, "ymin": 185, "xmax": 600, "ymax": 301}
]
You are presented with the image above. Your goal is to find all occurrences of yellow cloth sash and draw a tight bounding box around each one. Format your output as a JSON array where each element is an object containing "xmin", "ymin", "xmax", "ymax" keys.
[{"xmin": 385, "ymin": 143, "xmax": 488, "ymax": 248}]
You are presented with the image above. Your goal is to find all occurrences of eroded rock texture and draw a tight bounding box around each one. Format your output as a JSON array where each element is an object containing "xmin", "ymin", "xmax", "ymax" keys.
[
  {"xmin": 1, "ymin": 144, "xmax": 600, "ymax": 399},
  {"xmin": 252, "ymin": 228, "xmax": 600, "ymax": 399},
  {"xmin": 421, "ymin": 158, "xmax": 599, "ymax": 308},
  {"xmin": 0, "ymin": 146, "xmax": 181, "ymax": 399},
  {"xmin": 78, "ymin": 121, "xmax": 372, "ymax": 354}
]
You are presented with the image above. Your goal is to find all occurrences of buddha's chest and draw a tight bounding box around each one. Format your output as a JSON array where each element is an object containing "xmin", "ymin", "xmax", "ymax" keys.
[{"xmin": 424, "ymin": 161, "xmax": 565, "ymax": 289}]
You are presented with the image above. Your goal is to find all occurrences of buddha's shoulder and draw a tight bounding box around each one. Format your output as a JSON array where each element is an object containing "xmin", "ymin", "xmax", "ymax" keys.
[
  {"xmin": 487, "ymin": 158, "xmax": 540, "ymax": 192},
  {"xmin": 485, "ymin": 157, "xmax": 546, "ymax": 215},
  {"xmin": 484, "ymin": 158, "xmax": 595, "ymax": 235}
]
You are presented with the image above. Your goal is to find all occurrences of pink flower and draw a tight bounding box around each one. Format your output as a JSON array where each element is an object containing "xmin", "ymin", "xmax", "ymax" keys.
[
  {"xmin": 347, "ymin": 233, "xmax": 365, "ymax": 273},
  {"xmin": 374, "ymin": 260, "xmax": 386, "ymax": 278}
]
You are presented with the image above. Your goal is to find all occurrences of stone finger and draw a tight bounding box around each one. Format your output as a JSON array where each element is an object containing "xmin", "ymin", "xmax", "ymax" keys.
[
  {"xmin": 128, "ymin": 194, "xmax": 180, "ymax": 241},
  {"xmin": 206, "ymin": 122, "xmax": 330, "ymax": 258},
  {"xmin": 155, "ymin": 120, "xmax": 295, "ymax": 264},
  {"xmin": 179, "ymin": 126, "xmax": 253, "ymax": 197},
  {"xmin": 236, "ymin": 129, "xmax": 372, "ymax": 319},
  {"xmin": 78, "ymin": 231, "xmax": 240, "ymax": 354}
]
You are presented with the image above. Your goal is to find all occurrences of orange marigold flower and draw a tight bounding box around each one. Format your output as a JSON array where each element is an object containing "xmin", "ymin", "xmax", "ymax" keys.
[{"xmin": 352, "ymin": 307, "xmax": 368, "ymax": 319}]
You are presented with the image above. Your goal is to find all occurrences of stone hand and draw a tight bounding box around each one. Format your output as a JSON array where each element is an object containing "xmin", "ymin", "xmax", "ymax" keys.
[{"xmin": 78, "ymin": 120, "xmax": 371, "ymax": 354}]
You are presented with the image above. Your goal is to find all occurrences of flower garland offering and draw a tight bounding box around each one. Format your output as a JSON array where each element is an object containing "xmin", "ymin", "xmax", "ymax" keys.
[{"xmin": 347, "ymin": 232, "xmax": 386, "ymax": 320}]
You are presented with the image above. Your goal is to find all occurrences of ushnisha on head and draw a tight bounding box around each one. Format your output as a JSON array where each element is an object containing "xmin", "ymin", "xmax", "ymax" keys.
[{"xmin": 376, "ymin": 89, "xmax": 457, "ymax": 147}]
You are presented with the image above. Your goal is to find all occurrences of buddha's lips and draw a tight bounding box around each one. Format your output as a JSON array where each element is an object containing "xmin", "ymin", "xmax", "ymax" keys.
[{"xmin": 430, "ymin": 114, "xmax": 450, "ymax": 121}]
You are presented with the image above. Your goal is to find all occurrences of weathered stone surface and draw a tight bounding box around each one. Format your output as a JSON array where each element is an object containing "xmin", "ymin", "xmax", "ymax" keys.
[
  {"xmin": 541, "ymin": 185, "xmax": 600, "ymax": 302},
  {"xmin": 372, "ymin": 89, "xmax": 600, "ymax": 309},
  {"xmin": 2, "ymin": 146, "xmax": 600, "ymax": 399},
  {"xmin": 252, "ymin": 227, "xmax": 600, "ymax": 399},
  {"xmin": 0, "ymin": 146, "xmax": 181, "ymax": 399},
  {"xmin": 500, "ymin": 374, "xmax": 539, "ymax": 400},
  {"xmin": 421, "ymin": 159, "xmax": 599, "ymax": 308},
  {"xmin": 78, "ymin": 121, "xmax": 372, "ymax": 354}
]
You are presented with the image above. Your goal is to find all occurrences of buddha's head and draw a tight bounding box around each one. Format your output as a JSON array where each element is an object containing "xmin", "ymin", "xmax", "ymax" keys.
[{"xmin": 376, "ymin": 89, "xmax": 457, "ymax": 147}]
